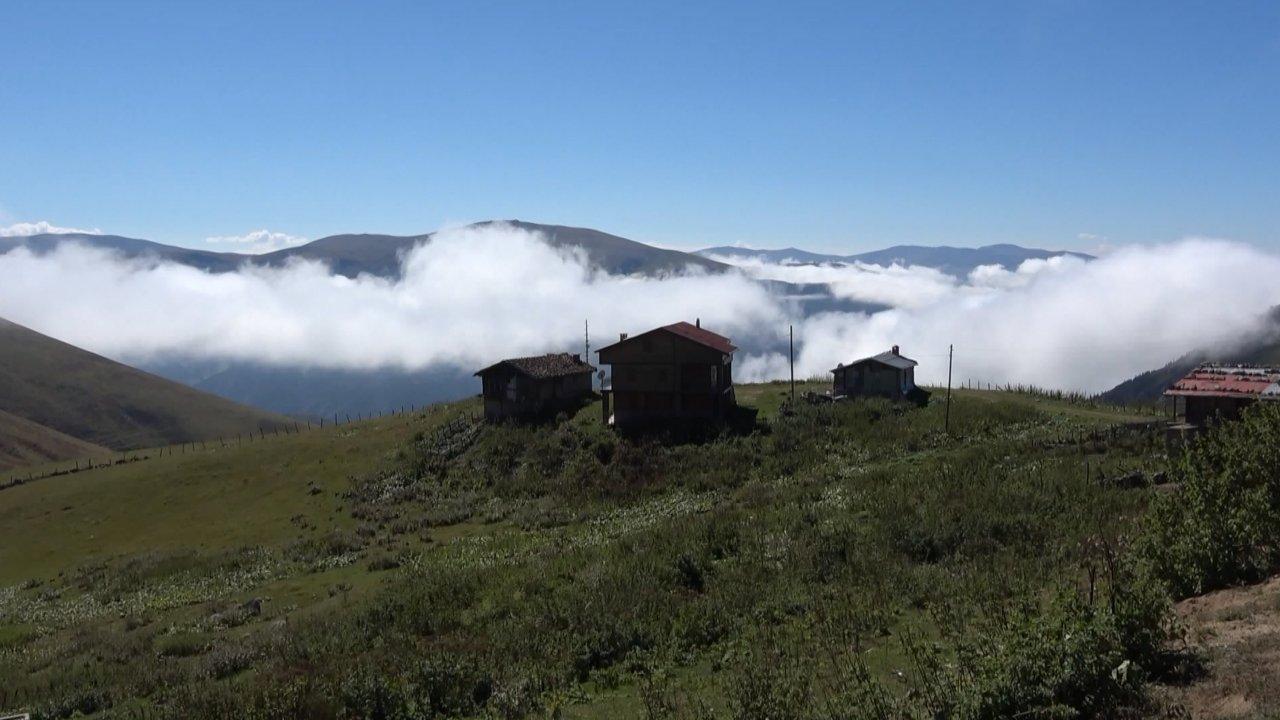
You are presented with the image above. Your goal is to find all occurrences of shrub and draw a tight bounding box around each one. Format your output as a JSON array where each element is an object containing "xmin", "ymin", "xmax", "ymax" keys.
[
  {"xmin": 1139, "ymin": 402, "xmax": 1280, "ymax": 597},
  {"xmin": 155, "ymin": 632, "xmax": 209, "ymax": 658},
  {"xmin": 201, "ymin": 641, "xmax": 258, "ymax": 679}
]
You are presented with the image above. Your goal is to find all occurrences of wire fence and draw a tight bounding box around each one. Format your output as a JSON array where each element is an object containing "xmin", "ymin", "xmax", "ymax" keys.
[{"xmin": 934, "ymin": 378, "xmax": 1170, "ymax": 417}]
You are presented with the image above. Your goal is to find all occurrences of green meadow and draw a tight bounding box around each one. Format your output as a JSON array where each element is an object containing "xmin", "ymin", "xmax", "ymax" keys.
[{"xmin": 0, "ymin": 383, "xmax": 1248, "ymax": 718}]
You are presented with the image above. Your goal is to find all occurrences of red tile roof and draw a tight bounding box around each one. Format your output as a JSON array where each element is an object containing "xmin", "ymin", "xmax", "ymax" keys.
[
  {"xmin": 475, "ymin": 353, "xmax": 595, "ymax": 379},
  {"xmin": 1165, "ymin": 364, "xmax": 1280, "ymax": 399}
]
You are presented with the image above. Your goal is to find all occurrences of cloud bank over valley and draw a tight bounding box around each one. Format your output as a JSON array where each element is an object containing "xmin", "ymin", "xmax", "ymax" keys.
[{"xmin": 1, "ymin": 223, "xmax": 1278, "ymax": 395}]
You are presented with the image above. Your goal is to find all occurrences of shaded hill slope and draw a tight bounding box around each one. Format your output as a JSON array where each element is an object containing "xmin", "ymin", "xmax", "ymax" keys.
[
  {"xmin": 0, "ymin": 317, "xmax": 290, "ymax": 450},
  {"xmin": 0, "ymin": 408, "xmax": 110, "ymax": 471}
]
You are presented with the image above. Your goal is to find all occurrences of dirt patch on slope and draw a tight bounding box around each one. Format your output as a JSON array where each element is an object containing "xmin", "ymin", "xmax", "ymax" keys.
[{"xmin": 1157, "ymin": 576, "xmax": 1280, "ymax": 718}]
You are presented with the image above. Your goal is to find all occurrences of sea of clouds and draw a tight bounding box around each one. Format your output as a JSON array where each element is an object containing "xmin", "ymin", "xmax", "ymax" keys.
[{"xmin": 2, "ymin": 222, "xmax": 1279, "ymax": 394}]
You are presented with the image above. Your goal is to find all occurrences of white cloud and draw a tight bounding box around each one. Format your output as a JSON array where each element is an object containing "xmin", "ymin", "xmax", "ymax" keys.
[
  {"xmin": 705, "ymin": 254, "xmax": 961, "ymax": 309},
  {"xmin": 0, "ymin": 225, "xmax": 1276, "ymax": 396},
  {"xmin": 769, "ymin": 240, "xmax": 1280, "ymax": 392},
  {"xmin": 0, "ymin": 224, "xmax": 782, "ymax": 372},
  {"xmin": 0, "ymin": 220, "xmax": 103, "ymax": 237},
  {"xmin": 967, "ymin": 255, "xmax": 1082, "ymax": 289},
  {"xmin": 204, "ymin": 229, "xmax": 308, "ymax": 254}
]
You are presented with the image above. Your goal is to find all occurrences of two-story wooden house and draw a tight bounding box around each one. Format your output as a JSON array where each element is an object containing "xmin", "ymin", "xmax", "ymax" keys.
[{"xmin": 596, "ymin": 321, "xmax": 736, "ymax": 428}]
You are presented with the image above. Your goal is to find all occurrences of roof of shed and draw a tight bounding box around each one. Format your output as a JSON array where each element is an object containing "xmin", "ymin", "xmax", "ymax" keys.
[
  {"xmin": 596, "ymin": 321, "xmax": 737, "ymax": 355},
  {"xmin": 831, "ymin": 349, "xmax": 918, "ymax": 373},
  {"xmin": 475, "ymin": 353, "xmax": 596, "ymax": 379},
  {"xmin": 1164, "ymin": 364, "xmax": 1280, "ymax": 399}
]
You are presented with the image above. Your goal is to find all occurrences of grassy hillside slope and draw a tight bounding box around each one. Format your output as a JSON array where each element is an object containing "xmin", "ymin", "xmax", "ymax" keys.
[
  {"xmin": 0, "ymin": 409, "xmax": 110, "ymax": 472},
  {"xmin": 0, "ymin": 317, "xmax": 290, "ymax": 451},
  {"xmin": 0, "ymin": 407, "xmax": 436, "ymax": 585},
  {"xmin": 0, "ymin": 384, "xmax": 1182, "ymax": 718}
]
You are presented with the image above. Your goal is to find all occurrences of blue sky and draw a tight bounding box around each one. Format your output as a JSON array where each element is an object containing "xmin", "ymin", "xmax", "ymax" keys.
[{"xmin": 1, "ymin": 1, "xmax": 1277, "ymax": 253}]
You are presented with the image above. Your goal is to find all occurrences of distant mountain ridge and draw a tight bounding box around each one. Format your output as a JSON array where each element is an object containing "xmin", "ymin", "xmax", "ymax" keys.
[
  {"xmin": 4, "ymin": 223, "xmax": 1091, "ymax": 281},
  {"xmin": 0, "ymin": 220, "xmax": 729, "ymax": 279},
  {"xmin": 697, "ymin": 243, "xmax": 1095, "ymax": 278}
]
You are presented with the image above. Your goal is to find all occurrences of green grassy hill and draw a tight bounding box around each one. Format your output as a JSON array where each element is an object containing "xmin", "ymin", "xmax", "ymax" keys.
[
  {"xmin": 0, "ymin": 409, "xmax": 110, "ymax": 472},
  {"xmin": 0, "ymin": 317, "xmax": 290, "ymax": 452},
  {"xmin": 1, "ymin": 384, "xmax": 1189, "ymax": 718}
]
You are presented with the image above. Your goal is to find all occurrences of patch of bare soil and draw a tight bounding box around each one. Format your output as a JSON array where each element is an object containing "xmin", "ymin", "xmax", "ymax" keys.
[{"xmin": 1155, "ymin": 575, "xmax": 1280, "ymax": 718}]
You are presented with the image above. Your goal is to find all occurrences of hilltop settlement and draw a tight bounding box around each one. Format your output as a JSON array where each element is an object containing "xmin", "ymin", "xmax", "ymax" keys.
[{"xmin": 477, "ymin": 320, "xmax": 1280, "ymax": 436}]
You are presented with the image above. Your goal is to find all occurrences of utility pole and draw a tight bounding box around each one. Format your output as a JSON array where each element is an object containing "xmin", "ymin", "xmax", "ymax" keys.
[
  {"xmin": 789, "ymin": 324, "xmax": 795, "ymax": 404},
  {"xmin": 945, "ymin": 344, "xmax": 954, "ymax": 434},
  {"xmin": 584, "ymin": 319, "xmax": 591, "ymax": 390}
]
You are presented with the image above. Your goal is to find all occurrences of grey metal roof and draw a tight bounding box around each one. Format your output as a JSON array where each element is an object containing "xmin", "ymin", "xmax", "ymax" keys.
[{"xmin": 831, "ymin": 350, "xmax": 918, "ymax": 373}]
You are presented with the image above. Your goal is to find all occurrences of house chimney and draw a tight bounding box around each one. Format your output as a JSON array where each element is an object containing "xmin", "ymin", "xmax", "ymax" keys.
[
  {"xmin": 620, "ymin": 332, "xmax": 628, "ymax": 341},
  {"xmin": 696, "ymin": 318, "xmax": 701, "ymax": 328},
  {"xmin": 892, "ymin": 345, "xmax": 900, "ymax": 356},
  {"xmin": 573, "ymin": 353, "xmax": 581, "ymax": 362}
]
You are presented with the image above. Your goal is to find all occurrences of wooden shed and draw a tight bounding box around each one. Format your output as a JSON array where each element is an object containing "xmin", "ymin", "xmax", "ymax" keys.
[
  {"xmin": 596, "ymin": 321, "xmax": 736, "ymax": 428},
  {"xmin": 831, "ymin": 345, "xmax": 919, "ymax": 400},
  {"xmin": 475, "ymin": 353, "xmax": 595, "ymax": 422},
  {"xmin": 1164, "ymin": 364, "xmax": 1280, "ymax": 428}
]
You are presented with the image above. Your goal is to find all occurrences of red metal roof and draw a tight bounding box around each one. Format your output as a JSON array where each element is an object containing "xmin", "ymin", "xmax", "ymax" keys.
[
  {"xmin": 1165, "ymin": 365, "xmax": 1280, "ymax": 399},
  {"xmin": 660, "ymin": 321, "xmax": 737, "ymax": 354},
  {"xmin": 595, "ymin": 321, "xmax": 737, "ymax": 355}
]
